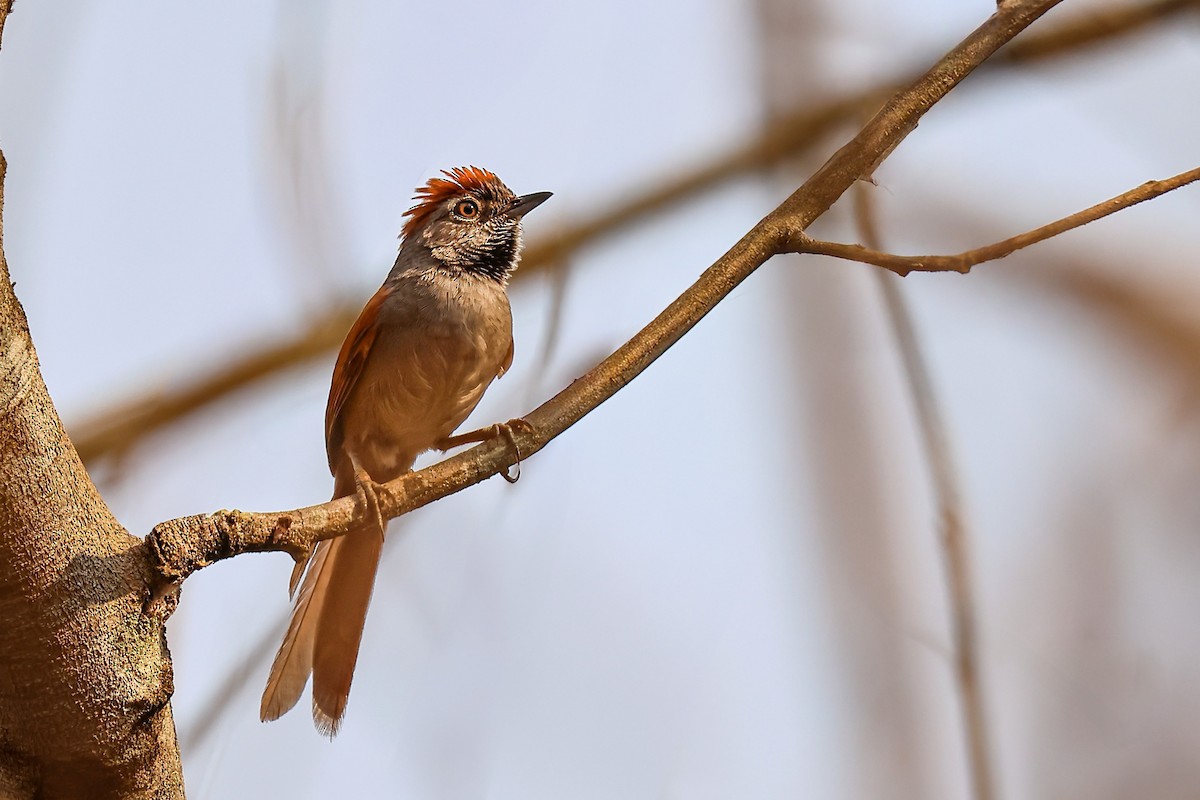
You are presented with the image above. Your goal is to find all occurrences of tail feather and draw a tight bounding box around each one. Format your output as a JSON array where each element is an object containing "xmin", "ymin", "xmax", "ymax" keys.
[
  {"xmin": 288, "ymin": 549, "xmax": 311, "ymax": 599},
  {"xmin": 263, "ymin": 464, "xmax": 389, "ymax": 734},
  {"xmin": 311, "ymin": 522, "xmax": 384, "ymax": 736},
  {"xmin": 260, "ymin": 540, "xmax": 333, "ymax": 722}
]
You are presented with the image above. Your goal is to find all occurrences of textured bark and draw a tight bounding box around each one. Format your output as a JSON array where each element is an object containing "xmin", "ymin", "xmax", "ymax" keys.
[{"xmin": 0, "ymin": 5, "xmax": 184, "ymax": 796}]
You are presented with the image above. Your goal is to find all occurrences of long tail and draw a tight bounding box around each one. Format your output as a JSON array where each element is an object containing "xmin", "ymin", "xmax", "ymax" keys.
[
  {"xmin": 309, "ymin": 519, "xmax": 383, "ymax": 735},
  {"xmin": 260, "ymin": 475, "xmax": 384, "ymax": 735}
]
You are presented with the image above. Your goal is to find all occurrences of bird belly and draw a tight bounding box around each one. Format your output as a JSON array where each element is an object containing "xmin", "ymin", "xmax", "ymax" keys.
[{"xmin": 339, "ymin": 326, "xmax": 506, "ymax": 481}]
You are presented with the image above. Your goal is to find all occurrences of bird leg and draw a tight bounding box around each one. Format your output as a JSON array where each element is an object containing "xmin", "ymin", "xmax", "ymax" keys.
[
  {"xmin": 437, "ymin": 418, "xmax": 536, "ymax": 484},
  {"xmin": 348, "ymin": 454, "xmax": 387, "ymax": 541}
]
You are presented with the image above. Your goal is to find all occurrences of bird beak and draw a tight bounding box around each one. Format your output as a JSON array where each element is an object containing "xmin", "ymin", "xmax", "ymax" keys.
[{"xmin": 508, "ymin": 191, "xmax": 553, "ymax": 219}]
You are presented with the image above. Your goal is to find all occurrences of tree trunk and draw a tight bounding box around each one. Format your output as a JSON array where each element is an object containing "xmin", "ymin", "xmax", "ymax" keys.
[{"xmin": 0, "ymin": 6, "xmax": 184, "ymax": 796}]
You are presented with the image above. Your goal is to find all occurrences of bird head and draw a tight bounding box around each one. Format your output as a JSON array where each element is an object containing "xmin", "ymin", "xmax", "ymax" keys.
[{"xmin": 401, "ymin": 166, "xmax": 552, "ymax": 283}]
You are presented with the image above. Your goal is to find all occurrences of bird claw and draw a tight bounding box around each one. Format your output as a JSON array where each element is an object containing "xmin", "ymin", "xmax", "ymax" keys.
[
  {"xmin": 495, "ymin": 423, "xmax": 522, "ymax": 484},
  {"xmin": 494, "ymin": 417, "xmax": 537, "ymax": 483},
  {"xmin": 437, "ymin": 418, "xmax": 536, "ymax": 483},
  {"xmin": 351, "ymin": 463, "xmax": 387, "ymax": 540}
]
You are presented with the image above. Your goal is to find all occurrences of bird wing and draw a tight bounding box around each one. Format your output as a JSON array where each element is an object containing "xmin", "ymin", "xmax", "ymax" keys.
[{"xmin": 325, "ymin": 284, "xmax": 391, "ymax": 471}]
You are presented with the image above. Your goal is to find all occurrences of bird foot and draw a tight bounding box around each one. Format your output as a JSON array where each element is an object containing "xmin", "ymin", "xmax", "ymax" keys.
[
  {"xmin": 437, "ymin": 418, "xmax": 536, "ymax": 484},
  {"xmin": 351, "ymin": 463, "xmax": 387, "ymax": 540}
]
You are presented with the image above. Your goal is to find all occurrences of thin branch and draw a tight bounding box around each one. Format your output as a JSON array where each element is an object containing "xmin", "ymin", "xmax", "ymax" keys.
[
  {"xmin": 856, "ymin": 184, "xmax": 995, "ymax": 800},
  {"xmin": 794, "ymin": 166, "xmax": 1200, "ymax": 275},
  {"xmin": 145, "ymin": 0, "xmax": 1065, "ymax": 588},
  {"xmin": 72, "ymin": 0, "xmax": 1192, "ymax": 466}
]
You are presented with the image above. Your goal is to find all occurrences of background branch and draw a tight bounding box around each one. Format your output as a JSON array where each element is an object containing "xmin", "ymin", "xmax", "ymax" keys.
[{"xmin": 858, "ymin": 183, "xmax": 995, "ymax": 800}]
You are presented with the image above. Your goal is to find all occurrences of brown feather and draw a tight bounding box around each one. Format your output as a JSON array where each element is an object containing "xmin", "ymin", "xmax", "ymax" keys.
[
  {"xmin": 288, "ymin": 548, "xmax": 311, "ymax": 599},
  {"xmin": 262, "ymin": 468, "xmax": 361, "ymax": 725},
  {"xmin": 260, "ymin": 539, "xmax": 334, "ymax": 722},
  {"xmin": 262, "ymin": 519, "xmax": 386, "ymax": 734},
  {"xmin": 310, "ymin": 513, "xmax": 384, "ymax": 737},
  {"xmin": 325, "ymin": 288, "xmax": 389, "ymax": 469}
]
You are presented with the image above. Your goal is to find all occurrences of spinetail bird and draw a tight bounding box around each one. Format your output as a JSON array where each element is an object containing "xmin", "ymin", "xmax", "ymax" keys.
[{"xmin": 260, "ymin": 166, "xmax": 551, "ymax": 735}]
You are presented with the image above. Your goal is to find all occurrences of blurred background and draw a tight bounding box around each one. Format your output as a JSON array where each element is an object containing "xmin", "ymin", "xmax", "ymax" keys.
[{"xmin": 2, "ymin": 0, "xmax": 1199, "ymax": 797}]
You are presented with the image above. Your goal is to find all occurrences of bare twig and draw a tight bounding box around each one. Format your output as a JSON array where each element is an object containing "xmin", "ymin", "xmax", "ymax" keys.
[
  {"xmin": 71, "ymin": 0, "xmax": 1194, "ymax": 466},
  {"xmin": 794, "ymin": 167, "xmax": 1200, "ymax": 275},
  {"xmin": 856, "ymin": 184, "xmax": 995, "ymax": 800},
  {"xmin": 145, "ymin": 0, "xmax": 1065, "ymax": 588}
]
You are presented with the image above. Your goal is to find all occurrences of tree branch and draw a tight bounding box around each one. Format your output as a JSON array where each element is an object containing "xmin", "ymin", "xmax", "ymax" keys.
[
  {"xmin": 71, "ymin": 0, "xmax": 1195, "ymax": 466},
  {"xmin": 793, "ymin": 166, "xmax": 1200, "ymax": 275},
  {"xmin": 857, "ymin": 184, "xmax": 996, "ymax": 800},
  {"xmin": 146, "ymin": 0, "xmax": 1065, "ymax": 589}
]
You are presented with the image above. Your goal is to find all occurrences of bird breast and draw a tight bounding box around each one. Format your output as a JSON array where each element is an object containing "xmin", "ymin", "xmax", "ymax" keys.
[{"xmin": 337, "ymin": 274, "xmax": 513, "ymax": 482}]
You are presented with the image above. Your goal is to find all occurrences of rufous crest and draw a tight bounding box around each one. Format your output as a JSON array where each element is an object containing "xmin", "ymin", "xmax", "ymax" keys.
[{"xmin": 402, "ymin": 166, "xmax": 508, "ymax": 239}]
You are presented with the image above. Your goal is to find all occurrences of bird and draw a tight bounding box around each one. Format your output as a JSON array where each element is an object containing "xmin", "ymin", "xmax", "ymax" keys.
[{"xmin": 260, "ymin": 166, "xmax": 551, "ymax": 736}]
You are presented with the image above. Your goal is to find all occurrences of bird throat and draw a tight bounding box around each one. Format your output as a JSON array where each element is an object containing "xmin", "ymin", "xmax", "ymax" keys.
[{"xmin": 431, "ymin": 230, "xmax": 520, "ymax": 283}]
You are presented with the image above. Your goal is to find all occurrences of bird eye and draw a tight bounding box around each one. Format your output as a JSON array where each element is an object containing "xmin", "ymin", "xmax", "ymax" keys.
[{"xmin": 455, "ymin": 199, "xmax": 480, "ymax": 219}]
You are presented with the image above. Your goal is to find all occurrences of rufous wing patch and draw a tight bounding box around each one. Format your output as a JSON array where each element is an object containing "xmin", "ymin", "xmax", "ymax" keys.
[{"xmin": 325, "ymin": 284, "xmax": 390, "ymax": 464}]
